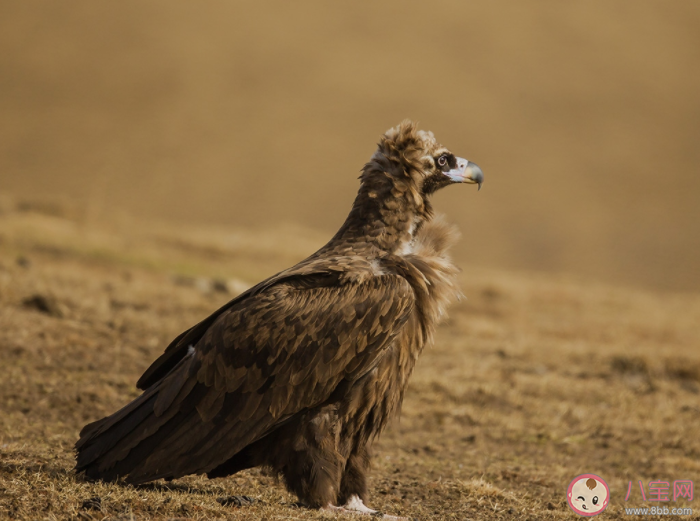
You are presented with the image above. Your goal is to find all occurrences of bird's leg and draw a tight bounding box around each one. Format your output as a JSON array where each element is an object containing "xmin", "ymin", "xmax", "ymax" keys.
[{"xmin": 338, "ymin": 446, "xmax": 370, "ymax": 505}]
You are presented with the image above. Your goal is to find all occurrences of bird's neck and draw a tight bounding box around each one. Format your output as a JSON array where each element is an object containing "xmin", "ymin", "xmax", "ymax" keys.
[{"xmin": 331, "ymin": 176, "xmax": 432, "ymax": 255}]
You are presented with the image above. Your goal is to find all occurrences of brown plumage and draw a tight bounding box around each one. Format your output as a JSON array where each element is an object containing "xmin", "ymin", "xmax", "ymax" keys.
[{"xmin": 75, "ymin": 120, "xmax": 483, "ymax": 515}]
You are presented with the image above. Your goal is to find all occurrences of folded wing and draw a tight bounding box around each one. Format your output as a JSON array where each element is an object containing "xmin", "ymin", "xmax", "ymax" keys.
[{"xmin": 75, "ymin": 273, "xmax": 414, "ymax": 483}]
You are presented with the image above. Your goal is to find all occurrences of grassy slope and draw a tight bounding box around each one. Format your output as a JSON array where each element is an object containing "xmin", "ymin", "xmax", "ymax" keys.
[{"xmin": 1, "ymin": 204, "xmax": 699, "ymax": 520}]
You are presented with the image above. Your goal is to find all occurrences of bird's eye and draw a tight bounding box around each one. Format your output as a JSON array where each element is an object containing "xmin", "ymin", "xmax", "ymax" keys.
[{"xmin": 437, "ymin": 155, "xmax": 447, "ymax": 167}]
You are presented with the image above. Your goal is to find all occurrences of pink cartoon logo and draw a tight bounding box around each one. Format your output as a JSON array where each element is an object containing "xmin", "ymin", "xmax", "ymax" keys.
[{"xmin": 567, "ymin": 474, "xmax": 610, "ymax": 516}]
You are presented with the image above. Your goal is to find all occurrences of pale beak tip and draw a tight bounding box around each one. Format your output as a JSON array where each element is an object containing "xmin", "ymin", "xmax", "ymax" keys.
[{"xmin": 466, "ymin": 162, "xmax": 484, "ymax": 189}]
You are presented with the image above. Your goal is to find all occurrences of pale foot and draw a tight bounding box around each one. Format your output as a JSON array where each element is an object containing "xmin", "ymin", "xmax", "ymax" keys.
[
  {"xmin": 322, "ymin": 495, "xmax": 408, "ymax": 520},
  {"xmin": 344, "ymin": 495, "xmax": 378, "ymax": 514}
]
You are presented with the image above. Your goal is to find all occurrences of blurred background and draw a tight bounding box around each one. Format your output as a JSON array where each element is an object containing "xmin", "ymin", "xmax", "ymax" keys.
[{"xmin": 1, "ymin": 1, "xmax": 698, "ymax": 292}]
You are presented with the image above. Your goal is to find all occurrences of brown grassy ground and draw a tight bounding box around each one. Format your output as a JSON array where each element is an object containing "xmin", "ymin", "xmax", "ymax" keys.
[{"xmin": 1, "ymin": 199, "xmax": 699, "ymax": 520}]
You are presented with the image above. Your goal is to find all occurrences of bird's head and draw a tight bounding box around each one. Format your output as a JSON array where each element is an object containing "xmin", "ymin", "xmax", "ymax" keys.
[
  {"xmin": 365, "ymin": 120, "xmax": 483, "ymax": 200},
  {"xmin": 342, "ymin": 120, "xmax": 482, "ymax": 251}
]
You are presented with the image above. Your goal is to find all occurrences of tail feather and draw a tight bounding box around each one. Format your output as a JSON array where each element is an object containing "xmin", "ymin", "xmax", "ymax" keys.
[
  {"xmin": 75, "ymin": 351, "xmax": 279, "ymax": 485},
  {"xmin": 117, "ymin": 408, "xmax": 208, "ymax": 484},
  {"xmin": 84, "ymin": 384, "xmax": 211, "ymax": 484},
  {"xmin": 74, "ymin": 360, "xmax": 212, "ymax": 483},
  {"xmin": 75, "ymin": 391, "xmax": 160, "ymax": 475},
  {"xmin": 76, "ymin": 385, "xmax": 158, "ymax": 446}
]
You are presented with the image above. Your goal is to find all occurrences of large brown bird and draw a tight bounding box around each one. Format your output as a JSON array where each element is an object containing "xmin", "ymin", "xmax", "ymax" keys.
[{"xmin": 75, "ymin": 120, "xmax": 483, "ymax": 517}]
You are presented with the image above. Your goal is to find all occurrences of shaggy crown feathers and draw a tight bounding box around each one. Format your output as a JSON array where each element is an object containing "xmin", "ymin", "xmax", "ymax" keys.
[{"xmin": 366, "ymin": 120, "xmax": 441, "ymax": 182}]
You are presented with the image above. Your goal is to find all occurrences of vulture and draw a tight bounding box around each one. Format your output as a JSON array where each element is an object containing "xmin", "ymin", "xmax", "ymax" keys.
[{"xmin": 75, "ymin": 120, "xmax": 483, "ymax": 517}]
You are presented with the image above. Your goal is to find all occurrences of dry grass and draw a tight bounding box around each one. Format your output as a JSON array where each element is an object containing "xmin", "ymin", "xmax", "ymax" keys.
[{"xmin": 1, "ymin": 201, "xmax": 699, "ymax": 520}]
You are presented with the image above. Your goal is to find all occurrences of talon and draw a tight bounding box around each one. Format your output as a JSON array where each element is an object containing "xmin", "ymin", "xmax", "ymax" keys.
[
  {"xmin": 327, "ymin": 495, "xmax": 407, "ymax": 519},
  {"xmin": 322, "ymin": 504, "xmax": 348, "ymax": 513},
  {"xmin": 343, "ymin": 495, "xmax": 377, "ymax": 515}
]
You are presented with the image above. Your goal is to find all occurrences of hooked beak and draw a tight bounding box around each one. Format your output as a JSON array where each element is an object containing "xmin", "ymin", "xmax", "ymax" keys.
[{"xmin": 446, "ymin": 157, "xmax": 484, "ymax": 190}]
